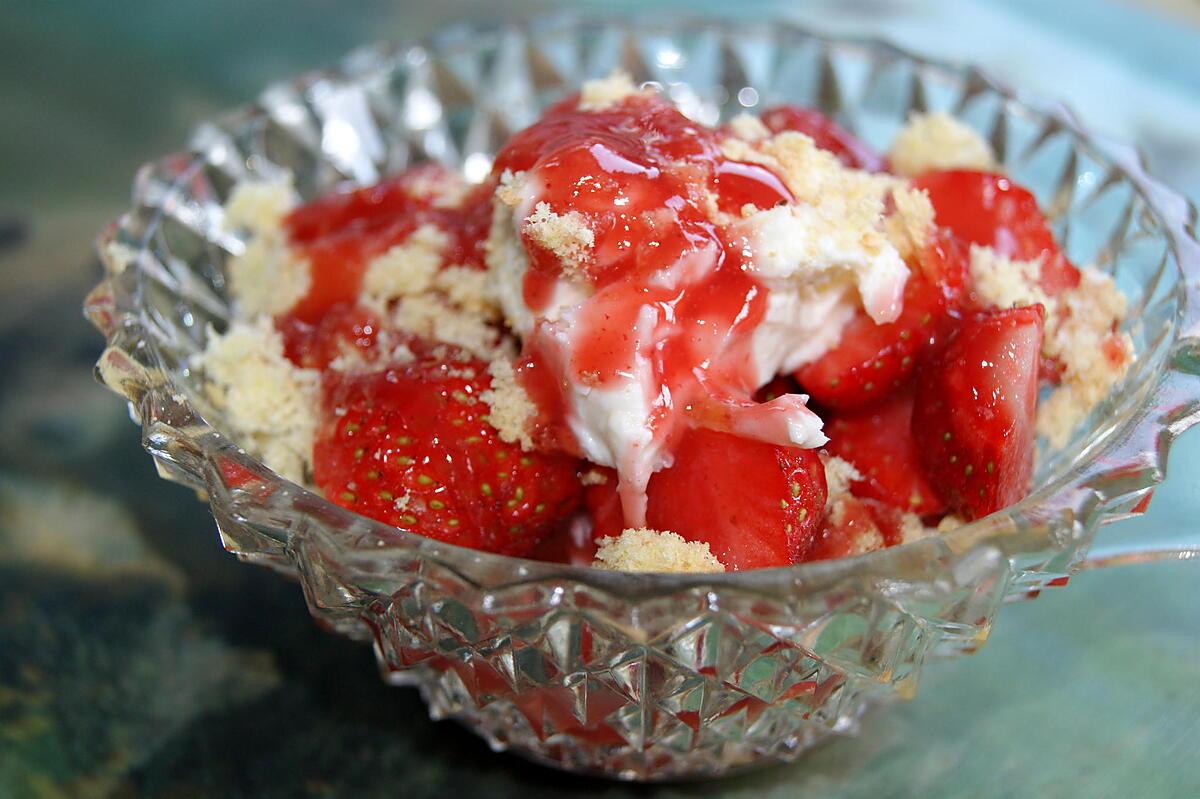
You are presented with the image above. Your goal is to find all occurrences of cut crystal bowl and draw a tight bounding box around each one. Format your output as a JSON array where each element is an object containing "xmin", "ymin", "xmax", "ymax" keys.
[{"xmin": 84, "ymin": 14, "xmax": 1200, "ymax": 781}]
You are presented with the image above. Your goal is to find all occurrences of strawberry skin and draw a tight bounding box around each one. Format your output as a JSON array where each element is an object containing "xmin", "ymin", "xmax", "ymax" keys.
[
  {"xmin": 824, "ymin": 389, "xmax": 946, "ymax": 517},
  {"xmin": 914, "ymin": 170, "xmax": 1080, "ymax": 295},
  {"xmin": 644, "ymin": 428, "xmax": 827, "ymax": 570},
  {"xmin": 912, "ymin": 305, "xmax": 1045, "ymax": 519},
  {"xmin": 796, "ymin": 229, "xmax": 968, "ymax": 410},
  {"xmin": 313, "ymin": 347, "xmax": 582, "ymax": 556}
]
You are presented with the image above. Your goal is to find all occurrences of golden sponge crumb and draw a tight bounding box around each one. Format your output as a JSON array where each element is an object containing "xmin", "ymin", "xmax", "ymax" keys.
[
  {"xmin": 1037, "ymin": 268, "xmax": 1133, "ymax": 448},
  {"xmin": 821, "ymin": 455, "xmax": 863, "ymax": 506},
  {"xmin": 361, "ymin": 224, "xmax": 450, "ymax": 303},
  {"xmin": 523, "ymin": 202, "xmax": 595, "ymax": 276},
  {"xmin": 480, "ymin": 358, "xmax": 537, "ymax": 451},
  {"xmin": 222, "ymin": 180, "xmax": 311, "ymax": 317},
  {"xmin": 889, "ymin": 112, "xmax": 995, "ymax": 178},
  {"xmin": 885, "ymin": 186, "xmax": 935, "ymax": 259},
  {"xmin": 389, "ymin": 294, "xmax": 513, "ymax": 361},
  {"xmin": 223, "ymin": 179, "xmax": 297, "ymax": 233},
  {"xmin": 593, "ymin": 528, "xmax": 725, "ymax": 573},
  {"xmin": 578, "ymin": 71, "xmax": 643, "ymax": 112},
  {"xmin": 434, "ymin": 265, "xmax": 499, "ymax": 317},
  {"xmin": 194, "ymin": 317, "xmax": 320, "ymax": 484},
  {"xmin": 728, "ymin": 113, "xmax": 771, "ymax": 142}
]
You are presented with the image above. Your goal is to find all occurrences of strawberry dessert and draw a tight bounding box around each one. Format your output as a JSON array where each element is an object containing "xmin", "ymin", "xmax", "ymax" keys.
[{"xmin": 198, "ymin": 73, "xmax": 1133, "ymax": 573}]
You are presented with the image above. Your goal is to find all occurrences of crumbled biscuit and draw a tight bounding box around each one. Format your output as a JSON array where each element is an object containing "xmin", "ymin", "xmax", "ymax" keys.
[
  {"xmin": 580, "ymin": 469, "xmax": 609, "ymax": 486},
  {"xmin": 434, "ymin": 265, "xmax": 499, "ymax": 317},
  {"xmin": 728, "ymin": 113, "xmax": 771, "ymax": 142},
  {"xmin": 578, "ymin": 71, "xmax": 643, "ymax": 112},
  {"xmin": 1037, "ymin": 268, "xmax": 1133, "ymax": 447},
  {"xmin": 969, "ymin": 244, "xmax": 1053, "ymax": 317},
  {"xmin": 495, "ymin": 169, "xmax": 527, "ymax": 208},
  {"xmin": 888, "ymin": 112, "xmax": 995, "ymax": 178},
  {"xmin": 194, "ymin": 317, "xmax": 320, "ymax": 484},
  {"xmin": 404, "ymin": 170, "xmax": 471, "ymax": 209},
  {"xmin": 885, "ymin": 186, "xmax": 935, "ymax": 258},
  {"xmin": 361, "ymin": 224, "xmax": 450, "ymax": 303},
  {"xmin": 222, "ymin": 179, "xmax": 311, "ymax": 317},
  {"xmin": 900, "ymin": 512, "xmax": 937, "ymax": 545},
  {"xmin": 480, "ymin": 358, "xmax": 537, "ymax": 451},
  {"xmin": 937, "ymin": 515, "xmax": 966, "ymax": 533},
  {"xmin": 821, "ymin": 454, "xmax": 863, "ymax": 507},
  {"xmin": 223, "ymin": 179, "xmax": 298, "ymax": 233},
  {"xmin": 593, "ymin": 528, "xmax": 725, "ymax": 573},
  {"xmin": 523, "ymin": 202, "xmax": 595, "ymax": 276},
  {"xmin": 390, "ymin": 293, "xmax": 513, "ymax": 360}
]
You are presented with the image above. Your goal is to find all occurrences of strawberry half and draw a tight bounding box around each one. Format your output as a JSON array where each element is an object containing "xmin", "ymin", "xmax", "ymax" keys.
[
  {"xmin": 824, "ymin": 389, "xmax": 945, "ymax": 517},
  {"xmin": 759, "ymin": 105, "xmax": 884, "ymax": 171},
  {"xmin": 796, "ymin": 228, "xmax": 968, "ymax": 410},
  {"xmin": 644, "ymin": 428, "xmax": 827, "ymax": 570},
  {"xmin": 313, "ymin": 346, "xmax": 583, "ymax": 556},
  {"xmin": 914, "ymin": 170, "xmax": 1080, "ymax": 295},
  {"xmin": 911, "ymin": 305, "xmax": 1044, "ymax": 519}
]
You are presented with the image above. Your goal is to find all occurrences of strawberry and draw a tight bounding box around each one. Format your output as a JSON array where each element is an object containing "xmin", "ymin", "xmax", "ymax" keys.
[
  {"xmin": 914, "ymin": 170, "xmax": 1080, "ymax": 295},
  {"xmin": 911, "ymin": 305, "xmax": 1044, "ymax": 519},
  {"xmin": 644, "ymin": 428, "xmax": 827, "ymax": 570},
  {"xmin": 796, "ymin": 229, "xmax": 968, "ymax": 410},
  {"xmin": 824, "ymin": 389, "xmax": 945, "ymax": 516},
  {"xmin": 759, "ymin": 105, "xmax": 884, "ymax": 171},
  {"xmin": 313, "ymin": 345, "xmax": 583, "ymax": 556}
]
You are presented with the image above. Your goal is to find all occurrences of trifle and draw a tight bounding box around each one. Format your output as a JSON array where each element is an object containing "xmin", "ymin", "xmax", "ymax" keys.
[{"xmin": 197, "ymin": 71, "xmax": 1132, "ymax": 574}]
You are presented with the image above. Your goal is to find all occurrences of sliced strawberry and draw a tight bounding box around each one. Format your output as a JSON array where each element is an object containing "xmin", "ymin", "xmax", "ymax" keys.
[
  {"xmin": 796, "ymin": 229, "xmax": 968, "ymax": 410},
  {"xmin": 759, "ymin": 105, "xmax": 884, "ymax": 171},
  {"xmin": 824, "ymin": 389, "xmax": 946, "ymax": 516},
  {"xmin": 912, "ymin": 305, "xmax": 1044, "ymax": 519},
  {"xmin": 644, "ymin": 428, "xmax": 827, "ymax": 570},
  {"xmin": 915, "ymin": 170, "xmax": 1080, "ymax": 295},
  {"xmin": 313, "ymin": 345, "xmax": 583, "ymax": 556}
]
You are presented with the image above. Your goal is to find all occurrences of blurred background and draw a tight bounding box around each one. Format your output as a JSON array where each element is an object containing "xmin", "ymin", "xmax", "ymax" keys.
[{"xmin": 1, "ymin": 1, "xmax": 1198, "ymax": 796}]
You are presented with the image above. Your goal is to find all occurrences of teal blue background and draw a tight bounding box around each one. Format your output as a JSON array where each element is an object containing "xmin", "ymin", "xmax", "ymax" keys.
[{"xmin": 1, "ymin": 2, "xmax": 1197, "ymax": 796}]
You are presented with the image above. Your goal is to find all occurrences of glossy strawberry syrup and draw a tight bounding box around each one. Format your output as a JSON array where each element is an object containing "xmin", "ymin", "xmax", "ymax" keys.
[
  {"xmin": 280, "ymin": 164, "xmax": 493, "ymax": 325},
  {"xmin": 492, "ymin": 92, "xmax": 820, "ymax": 525}
]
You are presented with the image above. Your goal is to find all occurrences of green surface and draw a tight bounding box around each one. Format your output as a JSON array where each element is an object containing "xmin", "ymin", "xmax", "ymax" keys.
[{"xmin": 1, "ymin": 1, "xmax": 1198, "ymax": 796}]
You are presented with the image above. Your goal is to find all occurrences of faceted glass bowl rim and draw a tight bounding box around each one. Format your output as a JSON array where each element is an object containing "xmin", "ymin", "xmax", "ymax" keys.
[{"xmin": 89, "ymin": 12, "xmax": 1200, "ymax": 595}]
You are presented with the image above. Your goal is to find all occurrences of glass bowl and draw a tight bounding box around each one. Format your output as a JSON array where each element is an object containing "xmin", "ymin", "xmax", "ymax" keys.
[{"xmin": 84, "ymin": 14, "xmax": 1200, "ymax": 781}]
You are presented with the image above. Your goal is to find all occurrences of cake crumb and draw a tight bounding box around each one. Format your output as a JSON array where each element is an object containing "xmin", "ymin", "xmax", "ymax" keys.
[
  {"xmin": 495, "ymin": 169, "xmax": 527, "ymax": 209},
  {"xmin": 900, "ymin": 512, "xmax": 937, "ymax": 544},
  {"xmin": 523, "ymin": 202, "xmax": 595, "ymax": 276},
  {"xmin": 729, "ymin": 113, "xmax": 771, "ymax": 142},
  {"xmin": 937, "ymin": 514, "xmax": 966, "ymax": 533},
  {"xmin": 580, "ymin": 468, "xmax": 609, "ymax": 486},
  {"xmin": 822, "ymin": 455, "xmax": 863, "ymax": 505},
  {"xmin": 593, "ymin": 528, "xmax": 725, "ymax": 573},
  {"xmin": 222, "ymin": 179, "xmax": 310, "ymax": 317},
  {"xmin": 390, "ymin": 294, "xmax": 512, "ymax": 360},
  {"xmin": 886, "ymin": 186, "xmax": 934, "ymax": 258},
  {"xmin": 361, "ymin": 224, "xmax": 450, "ymax": 303},
  {"xmin": 888, "ymin": 112, "xmax": 995, "ymax": 178},
  {"xmin": 194, "ymin": 317, "xmax": 319, "ymax": 484},
  {"xmin": 579, "ymin": 71, "xmax": 643, "ymax": 112},
  {"xmin": 223, "ymin": 179, "xmax": 298, "ymax": 233},
  {"xmin": 480, "ymin": 358, "xmax": 537, "ymax": 451},
  {"xmin": 969, "ymin": 244, "xmax": 1052, "ymax": 315},
  {"xmin": 1037, "ymin": 268, "xmax": 1133, "ymax": 447},
  {"xmin": 434, "ymin": 265, "xmax": 499, "ymax": 316}
]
